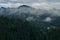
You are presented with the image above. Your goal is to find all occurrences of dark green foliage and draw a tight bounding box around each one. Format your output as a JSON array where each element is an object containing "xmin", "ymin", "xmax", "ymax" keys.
[
  {"xmin": 0, "ymin": 16, "xmax": 60, "ymax": 40},
  {"xmin": 0, "ymin": 16, "xmax": 40, "ymax": 40}
]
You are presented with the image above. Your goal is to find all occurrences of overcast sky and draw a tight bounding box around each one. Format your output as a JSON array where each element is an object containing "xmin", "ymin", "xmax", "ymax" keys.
[
  {"xmin": 0, "ymin": 0, "xmax": 60, "ymax": 3},
  {"xmin": 0, "ymin": 0, "xmax": 60, "ymax": 9}
]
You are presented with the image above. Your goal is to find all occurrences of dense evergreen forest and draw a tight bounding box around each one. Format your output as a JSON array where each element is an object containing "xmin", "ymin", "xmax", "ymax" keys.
[{"xmin": 0, "ymin": 16, "xmax": 60, "ymax": 40}]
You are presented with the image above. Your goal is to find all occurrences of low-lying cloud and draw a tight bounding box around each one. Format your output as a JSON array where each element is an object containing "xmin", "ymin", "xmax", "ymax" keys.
[
  {"xmin": 31, "ymin": 2, "xmax": 60, "ymax": 9},
  {"xmin": 0, "ymin": 2, "xmax": 60, "ymax": 9},
  {"xmin": 0, "ymin": 3, "xmax": 22, "ymax": 8}
]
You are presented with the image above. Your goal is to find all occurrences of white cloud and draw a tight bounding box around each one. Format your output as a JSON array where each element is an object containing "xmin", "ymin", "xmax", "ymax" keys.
[
  {"xmin": 31, "ymin": 2, "xmax": 60, "ymax": 9},
  {"xmin": 31, "ymin": 2, "xmax": 53, "ymax": 10},
  {"xmin": 26, "ymin": 17, "xmax": 35, "ymax": 21},
  {"xmin": 0, "ymin": 3, "xmax": 22, "ymax": 8},
  {"xmin": 47, "ymin": 27, "xmax": 50, "ymax": 30},
  {"xmin": 51, "ymin": 2, "xmax": 60, "ymax": 9},
  {"xmin": 43, "ymin": 17, "xmax": 52, "ymax": 22}
]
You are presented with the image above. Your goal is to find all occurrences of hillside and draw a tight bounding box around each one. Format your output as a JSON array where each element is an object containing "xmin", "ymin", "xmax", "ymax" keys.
[{"xmin": 0, "ymin": 5, "xmax": 60, "ymax": 40}]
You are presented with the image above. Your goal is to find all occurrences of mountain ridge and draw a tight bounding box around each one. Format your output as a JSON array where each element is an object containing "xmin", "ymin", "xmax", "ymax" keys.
[{"xmin": 18, "ymin": 5, "xmax": 32, "ymax": 8}]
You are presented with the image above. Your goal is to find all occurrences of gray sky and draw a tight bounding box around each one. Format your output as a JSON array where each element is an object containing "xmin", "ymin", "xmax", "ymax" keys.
[
  {"xmin": 0, "ymin": 0, "xmax": 60, "ymax": 9},
  {"xmin": 0, "ymin": 0, "xmax": 60, "ymax": 3}
]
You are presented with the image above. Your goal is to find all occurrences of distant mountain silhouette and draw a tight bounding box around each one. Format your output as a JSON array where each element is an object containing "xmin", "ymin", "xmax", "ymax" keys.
[
  {"xmin": 0, "ymin": 7, "xmax": 6, "ymax": 9},
  {"xmin": 18, "ymin": 5, "xmax": 32, "ymax": 8}
]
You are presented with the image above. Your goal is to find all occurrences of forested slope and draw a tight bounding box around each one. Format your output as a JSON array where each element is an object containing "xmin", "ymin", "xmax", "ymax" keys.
[{"xmin": 0, "ymin": 16, "xmax": 60, "ymax": 40}]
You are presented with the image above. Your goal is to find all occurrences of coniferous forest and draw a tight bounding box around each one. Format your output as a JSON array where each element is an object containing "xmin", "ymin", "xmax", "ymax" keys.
[{"xmin": 0, "ymin": 16, "xmax": 60, "ymax": 40}]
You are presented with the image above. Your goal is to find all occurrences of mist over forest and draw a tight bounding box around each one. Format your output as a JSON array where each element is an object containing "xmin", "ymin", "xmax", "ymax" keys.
[{"xmin": 0, "ymin": 5, "xmax": 60, "ymax": 40}]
